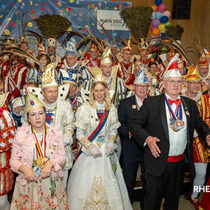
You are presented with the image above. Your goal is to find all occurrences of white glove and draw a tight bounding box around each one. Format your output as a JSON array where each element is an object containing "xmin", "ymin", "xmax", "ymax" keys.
[
  {"xmin": 88, "ymin": 144, "xmax": 102, "ymax": 158},
  {"xmin": 105, "ymin": 141, "xmax": 117, "ymax": 156}
]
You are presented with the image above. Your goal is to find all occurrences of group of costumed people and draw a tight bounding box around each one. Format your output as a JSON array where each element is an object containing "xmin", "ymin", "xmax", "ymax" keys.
[{"xmin": 0, "ymin": 29, "xmax": 209, "ymax": 210}]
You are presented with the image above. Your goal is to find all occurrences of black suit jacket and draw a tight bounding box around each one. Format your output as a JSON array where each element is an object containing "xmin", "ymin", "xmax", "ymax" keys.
[
  {"xmin": 118, "ymin": 95, "xmax": 144, "ymax": 153},
  {"xmin": 118, "ymin": 95, "xmax": 140, "ymax": 140},
  {"xmin": 128, "ymin": 94, "xmax": 210, "ymax": 177}
]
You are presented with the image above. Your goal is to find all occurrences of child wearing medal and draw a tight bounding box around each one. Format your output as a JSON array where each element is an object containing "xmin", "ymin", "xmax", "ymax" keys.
[{"xmin": 10, "ymin": 91, "xmax": 69, "ymax": 209}]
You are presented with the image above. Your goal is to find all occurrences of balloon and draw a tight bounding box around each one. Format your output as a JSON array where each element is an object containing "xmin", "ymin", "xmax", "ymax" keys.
[
  {"xmin": 155, "ymin": 12, "xmax": 162, "ymax": 19},
  {"xmin": 158, "ymin": 24, "xmax": 165, "ymax": 32},
  {"xmin": 162, "ymin": 10, "xmax": 171, "ymax": 17},
  {"xmin": 151, "ymin": 26, "xmax": 158, "ymax": 32},
  {"xmin": 155, "ymin": 0, "xmax": 162, "ymax": 6},
  {"xmin": 152, "ymin": 28, "xmax": 160, "ymax": 36},
  {"xmin": 160, "ymin": 16, "xmax": 168, "ymax": 23},
  {"xmin": 152, "ymin": 19, "xmax": 160, "ymax": 27},
  {"xmin": 158, "ymin": 3, "xmax": 167, "ymax": 12},
  {"xmin": 151, "ymin": 12, "xmax": 156, "ymax": 19},
  {"xmin": 164, "ymin": 21, "xmax": 171, "ymax": 26},
  {"xmin": 161, "ymin": 33, "xmax": 166, "ymax": 38},
  {"xmin": 151, "ymin": 4, "xmax": 158, "ymax": 12}
]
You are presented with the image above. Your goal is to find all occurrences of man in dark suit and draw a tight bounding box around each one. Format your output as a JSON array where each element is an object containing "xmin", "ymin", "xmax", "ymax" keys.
[
  {"xmin": 118, "ymin": 70, "xmax": 149, "ymax": 207},
  {"xmin": 129, "ymin": 69, "xmax": 210, "ymax": 210}
]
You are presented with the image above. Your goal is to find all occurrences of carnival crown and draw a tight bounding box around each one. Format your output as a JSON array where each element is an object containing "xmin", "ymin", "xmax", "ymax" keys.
[
  {"xmin": 41, "ymin": 63, "xmax": 58, "ymax": 89},
  {"xmin": 25, "ymin": 90, "xmax": 44, "ymax": 113},
  {"xmin": 93, "ymin": 73, "xmax": 106, "ymax": 83}
]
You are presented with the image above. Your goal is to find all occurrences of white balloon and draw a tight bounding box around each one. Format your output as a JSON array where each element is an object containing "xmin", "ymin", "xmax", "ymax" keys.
[{"xmin": 151, "ymin": 12, "xmax": 156, "ymax": 20}]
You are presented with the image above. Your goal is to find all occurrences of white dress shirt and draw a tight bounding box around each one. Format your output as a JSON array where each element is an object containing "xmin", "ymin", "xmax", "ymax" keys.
[
  {"xmin": 135, "ymin": 95, "xmax": 143, "ymax": 110},
  {"xmin": 165, "ymin": 94, "xmax": 187, "ymax": 156}
]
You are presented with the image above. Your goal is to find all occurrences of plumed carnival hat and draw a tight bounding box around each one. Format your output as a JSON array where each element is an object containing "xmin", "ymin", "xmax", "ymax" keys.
[
  {"xmin": 37, "ymin": 43, "xmax": 47, "ymax": 55},
  {"xmin": 0, "ymin": 92, "xmax": 9, "ymax": 107},
  {"xmin": 204, "ymin": 49, "xmax": 210, "ymax": 58},
  {"xmin": 139, "ymin": 38, "xmax": 148, "ymax": 53},
  {"xmin": 41, "ymin": 63, "xmax": 58, "ymax": 89},
  {"xmin": 60, "ymin": 69, "xmax": 77, "ymax": 87},
  {"xmin": 101, "ymin": 47, "xmax": 112, "ymax": 66},
  {"xmin": 134, "ymin": 66, "xmax": 148, "ymax": 85},
  {"xmin": 123, "ymin": 40, "xmax": 132, "ymax": 53},
  {"xmin": 185, "ymin": 65, "xmax": 201, "ymax": 81},
  {"xmin": 48, "ymin": 35, "xmax": 56, "ymax": 48},
  {"xmin": 26, "ymin": 89, "xmax": 44, "ymax": 113},
  {"xmin": 163, "ymin": 54, "xmax": 182, "ymax": 79},
  {"xmin": 198, "ymin": 56, "xmax": 208, "ymax": 66},
  {"xmin": 66, "ymin": 41, "xmax": 78, "ymax": 57}
]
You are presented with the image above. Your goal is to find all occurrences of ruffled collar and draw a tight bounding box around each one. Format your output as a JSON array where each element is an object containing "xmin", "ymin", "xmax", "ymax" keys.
[{"xmin": 94, "ymin": 101, "xmax": 105, "ymax": 109}]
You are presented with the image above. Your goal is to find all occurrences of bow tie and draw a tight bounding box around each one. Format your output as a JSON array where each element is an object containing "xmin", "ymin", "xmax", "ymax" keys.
[{"xmin": 168, "ymin": 98, "xmax": 181, "ymax": 106}]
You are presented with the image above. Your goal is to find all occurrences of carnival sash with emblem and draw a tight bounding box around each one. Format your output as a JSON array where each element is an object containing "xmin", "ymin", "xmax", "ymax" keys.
[{"xmin": 75, "ymin": 109, "xmax": 110, "ymax": 160}]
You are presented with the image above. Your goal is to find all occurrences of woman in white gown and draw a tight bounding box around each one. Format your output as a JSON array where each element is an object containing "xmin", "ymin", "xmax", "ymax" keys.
[{"xmin": 67, "ymin": 77, "xmax": 133, "ymax": 210}]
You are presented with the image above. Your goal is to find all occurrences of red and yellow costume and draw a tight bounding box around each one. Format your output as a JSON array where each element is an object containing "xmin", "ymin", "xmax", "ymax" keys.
[
  {"xmin": 198, "ymin": 57, "xmax": 209, "ymax": 92},
  {"xmin": 0, "ymin": 93, "xmax": 16, "ymax": 195},
  {"xmin": 117, "ymin": 40, "xmax": 135, "ymax": 87},
  {"xmin": 82, "ymin": 44, "xmax": 101, "ymax": 68},
  {"xmin": 184, "ymin": 66, "xmax": 209, "ymax": 163},
  {"xmin": 2, "ymin": 61, "xmax": 28, "ymax": 103}
]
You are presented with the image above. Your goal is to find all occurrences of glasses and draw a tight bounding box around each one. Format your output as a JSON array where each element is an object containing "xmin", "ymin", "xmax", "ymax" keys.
[
  {"xmin": 165, "ymin": 80, "xmax": 183, "ymax": 85},
  {"xmin": 187, "ymin": 81, "xmax": 201, "ymax": 85}
]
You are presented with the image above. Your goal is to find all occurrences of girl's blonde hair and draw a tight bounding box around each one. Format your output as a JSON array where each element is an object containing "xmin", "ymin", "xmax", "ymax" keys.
[{"xmin": 89, "ymin": 81, "xmax": 112, "ymax": 110}]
